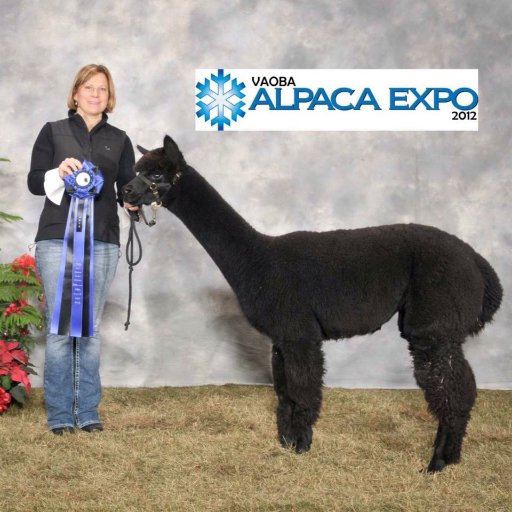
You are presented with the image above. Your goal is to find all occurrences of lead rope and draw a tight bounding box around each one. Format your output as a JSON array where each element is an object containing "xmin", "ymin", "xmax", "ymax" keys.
[
  {"xmin": 122, "ymin": 171, "xmax": 180, "ymax": 329},
  {"xmin": 124, "ymin": 211, "xmax": 143, "ymax": 330}
]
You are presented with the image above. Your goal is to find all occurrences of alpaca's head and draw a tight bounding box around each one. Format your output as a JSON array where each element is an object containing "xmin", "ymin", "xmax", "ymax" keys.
[{"xmin": 122, "ymin": 135, "xmax": 186, "ymax": 208}]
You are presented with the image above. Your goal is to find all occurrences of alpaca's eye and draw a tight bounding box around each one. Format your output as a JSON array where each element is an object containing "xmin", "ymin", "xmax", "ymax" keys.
[{"xmin": 151, "ymin": 172, "xmax": 162, "ymax": 180}]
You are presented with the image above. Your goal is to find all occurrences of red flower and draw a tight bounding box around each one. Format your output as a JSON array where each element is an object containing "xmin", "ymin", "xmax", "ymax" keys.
[
  {"xmin": 10, "ymin": 254, "xmax": 38, "ymax": 279},
  {"xmin": 11, "ymin": 348, "xmax": 28, "ymax": 365},
  {"xmin": 0, "ymin": 340, "xmax": 18, "ymax": 363},
  {"xmin": 0, "ymin": 339, "xmax": 25, "ymax": 359},
  {"xmin": 11, "ymin": 253, "xmax": 36, "ymax": 271},
  {"xmin": 3, "ymin": 303, "xmax": 19, "ymax": 317},
  {"xmin": 0, "ymin": 340, "xmax": 20, "ymax": 350},
  {"xmin": 9, "ymin": 364, "xmax": 30, "ymax": 392},
  {"xmin": 2, "ymin": 300, "xmax": 27, "ymax": 317},
  {"xmin": 0, "ymin": 340, "xmax": 31, "ymax": 392},
  {"xmin": 0, "ymin": 387, "xmax": 11, "ymax": 413}
]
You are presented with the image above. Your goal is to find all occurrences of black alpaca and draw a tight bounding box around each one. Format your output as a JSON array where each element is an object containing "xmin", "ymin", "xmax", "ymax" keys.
[{"xmin": 123, "ymin": 136, "xmax": 502, "ymax": 473}]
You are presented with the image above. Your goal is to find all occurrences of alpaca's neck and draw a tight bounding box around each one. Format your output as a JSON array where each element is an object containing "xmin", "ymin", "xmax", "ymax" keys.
[{"xmin": 169, "ymin": 168, "xmax": 267, "ymax": 288}]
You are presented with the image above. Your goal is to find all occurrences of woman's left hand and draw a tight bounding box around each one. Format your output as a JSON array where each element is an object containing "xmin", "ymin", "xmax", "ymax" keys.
[{"xmin": 123, "ymin": 202, "xmax": 139, "ymax": 212}]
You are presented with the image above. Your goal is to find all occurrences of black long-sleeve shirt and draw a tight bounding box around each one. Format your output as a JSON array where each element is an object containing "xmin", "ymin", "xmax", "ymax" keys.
[{"xmin": 28, "ymin": 111, "xmax": 135, "ymax": 245}]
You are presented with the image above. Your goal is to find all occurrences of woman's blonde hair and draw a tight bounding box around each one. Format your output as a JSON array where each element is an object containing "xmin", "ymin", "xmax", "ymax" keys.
[{"xmin": 67, "ymin": 64, "xmax": 116, "ymax": 113}]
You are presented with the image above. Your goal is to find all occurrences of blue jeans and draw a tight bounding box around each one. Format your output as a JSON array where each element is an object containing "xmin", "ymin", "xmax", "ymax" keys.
[{"xmin": 36, "ymin": 239, "xmax": 119, "ymax": 430}]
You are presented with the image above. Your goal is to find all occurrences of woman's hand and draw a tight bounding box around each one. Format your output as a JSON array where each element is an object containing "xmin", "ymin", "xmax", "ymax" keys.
[
  {"xmin": 58, "ymin": 158, "xmax": 82, "ymax": 179},
  {"xmin": 124, "ymin": 202, "xmax": 139, "ymax": 212}
]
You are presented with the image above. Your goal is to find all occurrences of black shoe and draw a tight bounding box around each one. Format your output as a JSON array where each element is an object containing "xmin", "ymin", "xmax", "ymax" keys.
[
  {"xmin": 51, "ymin": 427, "xmax": 75, "ymax": 435},
  {"xmin": 81, "ymin": 423, "xmax": 103, "ymax": 432}
]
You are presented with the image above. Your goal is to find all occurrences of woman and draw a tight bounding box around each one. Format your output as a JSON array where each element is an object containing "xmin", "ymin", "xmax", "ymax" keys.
[{"xmin": 28, "ymin": 64, "xmax": 135, "ymax": 434}]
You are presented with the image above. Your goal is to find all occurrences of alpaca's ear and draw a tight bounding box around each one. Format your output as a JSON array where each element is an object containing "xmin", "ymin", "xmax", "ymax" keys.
[
  {"xmin": 163, "ymin": 135, "xmax": 180, "ymax": 165},
  {"xmin": 163, "ymin": 135, "xmax": 177, "ymax": 153},
  {"xmin": 136, "ymin": 145, "xmax": 149, "ymax": 155}
]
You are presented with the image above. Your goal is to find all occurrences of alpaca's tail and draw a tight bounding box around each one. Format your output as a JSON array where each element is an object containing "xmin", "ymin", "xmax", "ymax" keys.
[{"xmin": 474, "ymin": 252, "xmax": 503, "ymax": 328}]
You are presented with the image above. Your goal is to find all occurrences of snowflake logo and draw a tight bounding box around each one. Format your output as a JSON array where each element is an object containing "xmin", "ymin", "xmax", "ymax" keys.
[{"xmin": 196, "ymin": 69, "xmax": 246, "ymax": 131}]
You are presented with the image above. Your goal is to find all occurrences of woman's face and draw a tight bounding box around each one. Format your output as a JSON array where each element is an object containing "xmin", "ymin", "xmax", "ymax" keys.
[{"xmin": 74, "ymin": 72, "xmax": 109, "ymax": 116}]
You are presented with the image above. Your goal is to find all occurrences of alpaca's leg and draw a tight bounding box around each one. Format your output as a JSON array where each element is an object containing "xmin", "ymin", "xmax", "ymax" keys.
[
  {"xmin": 272, "ymin": 341, "xmax": 324, "ymax": 453},
  {"xmin": 271, "ymin": 344, "xmax": 294, "ymax": 447},
  {"xmin": 410, "ymin": 341, "xmax": 476, "ymax": 473}
]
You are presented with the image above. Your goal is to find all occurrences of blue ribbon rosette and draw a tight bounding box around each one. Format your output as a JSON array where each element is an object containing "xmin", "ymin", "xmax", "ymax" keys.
[{"xmin": 50, "ymin": 161, "xmax": 104, "ymax": 337}]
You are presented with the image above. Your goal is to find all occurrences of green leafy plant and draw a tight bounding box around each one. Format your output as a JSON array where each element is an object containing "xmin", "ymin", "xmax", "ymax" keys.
[
  {"xmin": 0, "ymin": 157, "xmax": 44, "ymax": 411},
  {"xmin": 0, "ymin": 254, "xmax": 44, "ymax": 411},
  {"xmin": 0, "ymin": 158, "xmax": 22, "ymax": 225},
  {"xmin": 0, "ymin": 212, "xmax": 23, "ymax": 223}
]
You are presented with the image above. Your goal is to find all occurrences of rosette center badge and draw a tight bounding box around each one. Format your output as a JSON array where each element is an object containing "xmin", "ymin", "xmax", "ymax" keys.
[{"xmin": 63, "ymin": 160, "xmax": 104, "ymax": 199}]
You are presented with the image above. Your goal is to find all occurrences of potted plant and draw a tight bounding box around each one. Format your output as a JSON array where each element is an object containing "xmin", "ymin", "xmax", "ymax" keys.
[{"xmin": 0, "ymin": 157, "xmax": 44, "ymax": 412}]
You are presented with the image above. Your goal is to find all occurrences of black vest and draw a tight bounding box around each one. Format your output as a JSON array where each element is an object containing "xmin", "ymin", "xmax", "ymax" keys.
[{"xmin": 34, "ymin": 115, "xmax": 128, "ymax": 245}]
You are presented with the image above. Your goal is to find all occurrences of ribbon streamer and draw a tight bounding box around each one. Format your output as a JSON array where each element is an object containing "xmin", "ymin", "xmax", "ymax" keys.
[{"xmin": 50, "ymin": 161, "xmax": 103, "ymax": 337}]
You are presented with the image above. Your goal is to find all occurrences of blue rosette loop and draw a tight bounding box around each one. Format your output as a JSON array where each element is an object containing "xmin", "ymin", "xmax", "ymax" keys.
[
  {"xmin": 51, "ymin": 161, "xmax": 104, "ymax": 337},
  {"xmin": 63, "ymin": 160, "xmax": 104, "ymax": 199}
]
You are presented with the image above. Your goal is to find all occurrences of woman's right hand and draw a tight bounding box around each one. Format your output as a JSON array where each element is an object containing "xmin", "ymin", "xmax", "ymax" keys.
[{"xmin": 58, "ymin": 158, "xmax": 82, "ymax": 179}]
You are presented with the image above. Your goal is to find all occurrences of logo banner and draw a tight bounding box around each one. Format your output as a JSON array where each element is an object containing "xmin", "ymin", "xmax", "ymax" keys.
[{"xmin": 195, "ymin": 69, "xmax": 478, "ymax": 132}]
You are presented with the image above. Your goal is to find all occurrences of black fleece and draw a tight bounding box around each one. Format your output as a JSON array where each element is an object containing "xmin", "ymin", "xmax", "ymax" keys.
[{"xmin": 28, "ymin": 111, "xmax": 135, "ymax": 245}]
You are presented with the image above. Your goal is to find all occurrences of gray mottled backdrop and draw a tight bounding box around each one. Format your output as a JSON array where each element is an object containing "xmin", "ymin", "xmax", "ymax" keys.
[{"xmin": 1, "ymin": 0, "xmax": 510, "ymax": 389}]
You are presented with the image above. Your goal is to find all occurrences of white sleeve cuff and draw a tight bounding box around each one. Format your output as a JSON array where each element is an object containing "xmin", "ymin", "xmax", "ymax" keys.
[{"xmin": 44, "ymin": 168, "xmax": 65, "ymax": 205}]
